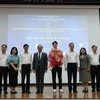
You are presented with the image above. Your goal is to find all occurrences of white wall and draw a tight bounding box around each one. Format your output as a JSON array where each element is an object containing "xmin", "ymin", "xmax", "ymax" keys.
[{"xmin": 0, "ymin": 6, "xmax": 100, "ymax": 84}]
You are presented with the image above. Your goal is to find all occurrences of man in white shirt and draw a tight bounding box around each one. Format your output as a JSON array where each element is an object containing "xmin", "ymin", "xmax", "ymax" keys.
[
  {"xmin": 89, "ymin": 45, "xmax": 100, "ymax": 92},
  {"xmin": 0, "ymin": 44, "xmax": 8, "ymax": 94},
  {"xmin": 20, "ymin": 44, "xmax": 32, "ymax": 93},
  {"xmin": 64, "ymin": 43, "xmax": 79, "ymax": 93}
]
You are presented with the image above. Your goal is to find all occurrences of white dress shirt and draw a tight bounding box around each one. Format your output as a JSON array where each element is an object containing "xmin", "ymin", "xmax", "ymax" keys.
[
  {"xmin": 20, "ymin": 52, "xmax": 32, "ymax": 69},
  {"xmin": 38, "ymin": 52, "xmax": 42, "ymax": 59},
  {"xmin": 89, "ymin": 52, "xmax": 100, "ymax": 65},
  {"xmin": 64, "ymin": 51, "xmax": 80, "ymax": 68},
  {"xmin": 0, "ymin": 53, "xmax": 9, "ymax": 67}
]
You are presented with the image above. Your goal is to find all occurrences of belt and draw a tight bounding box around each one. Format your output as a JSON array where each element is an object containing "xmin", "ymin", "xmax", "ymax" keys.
[
  {"xmin": 22, "ymin": 64, "xmax": 30, "ymax": 66},
  {"xmin": 68, "ymin": 63, "xmax": 77, "ymax": 64},
  {"xmin": 0, "ymin": 66, "xmax": 8, "ymax": 67},
  {"xmin": 91, "ymin": 65, "xmax": 99, "ymax": 67}
]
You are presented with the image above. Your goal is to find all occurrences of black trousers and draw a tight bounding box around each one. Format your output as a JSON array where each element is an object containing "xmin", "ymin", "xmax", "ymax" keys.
[
  {"xmin": 9, "ymin": 64, "xmax": 18, "ymax": 87},
  {"xmin": 21, "ymin": 64, "xmax": 31, "ymax": 91},
  {"xmin": 36, "ymin": 71, "xmax": 44, "ymax": 92},
  {"xmin": 90, "ymin": 65, "xmax": 100, "ymax": 90},
  {"xmin": 98, "ymin": 66, "xmax": 100, "ymax": 89},
  {"xmin": 0, "ymin": 67, "xmax": 8, "ymax": 91},
  {"xmin": 67, "ymin": 63, "xmax": 77, "ymax": 91},
  {"xmin": 52, "ymin": 66, "xmax": 62, "ymax": 89}
]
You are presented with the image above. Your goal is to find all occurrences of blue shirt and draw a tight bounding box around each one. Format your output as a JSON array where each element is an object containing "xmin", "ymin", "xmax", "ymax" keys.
[{"xmin": 7, "ymin": 54, "xmax": 19, "ymax": 65}]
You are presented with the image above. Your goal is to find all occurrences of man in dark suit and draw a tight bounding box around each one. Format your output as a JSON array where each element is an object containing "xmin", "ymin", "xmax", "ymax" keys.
[{"xmin": 32, "ymin": 44, "xmax": 48, "ymax": 94}]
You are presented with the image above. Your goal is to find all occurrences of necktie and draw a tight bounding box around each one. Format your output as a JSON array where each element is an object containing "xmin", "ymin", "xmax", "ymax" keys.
[{"xmin": 39, "ymin": 53, "xmax": 40, "ymax": 59}]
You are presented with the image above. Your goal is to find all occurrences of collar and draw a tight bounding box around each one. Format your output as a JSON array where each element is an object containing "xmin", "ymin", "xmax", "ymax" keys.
[
  {"xmin": 23, "ymin": 52, "xmax": 29, "ymax": 54},
  {"xmin": 1, "ymin": 52, "xmax": 7, "ymax": 55},
  {"xmin": 92, "ymin": 52, "xmax": 97, "ymax": 54},
  {"xmin": 51, "ymin": 48, "xmax": 59, "ymax": 51},
  {"xmin": 53, "ymin": 48, "xmax": 58, "ymax": 50},
  {"xmin": 38, "ymin": 52, "xmax": 42, "ymax": 54},
  {"xmin": 69, "ymin": 50, "xmax": 74, "ymax": 52}
]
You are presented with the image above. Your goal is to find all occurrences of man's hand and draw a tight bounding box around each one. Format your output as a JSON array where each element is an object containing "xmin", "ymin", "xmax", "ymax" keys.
[
  {"xmin": 87, "ymin": 68, "xmax": 90, "ymax": 72},
  {"xmin": 49, "ymin": 67, "xmax": 52, "ymax": 71},
  {"xmin": 65, "ymin": 68, "xmax": 67, "ymax": 71},
  {"xmin": 45, "ymin": 70, "xmax": 47, "ymax": 73},
  {"xmin": 78, "ymin": 67, "xmax": 80, "ymax": 72},
  {"xmin": 30, "ymin": 69, "xmax": 33, "ymax": 73},
  {"xmin": 20, "ymin": 69, "xmax": 22, "ymax": 73},
  {"xmin": 33, "ymin": 70, "xmax": 35, "ymax": 73}
]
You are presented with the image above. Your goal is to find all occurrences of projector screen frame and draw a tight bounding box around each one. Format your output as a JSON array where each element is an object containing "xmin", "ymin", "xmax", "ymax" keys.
[{"xmin": 0, "ymin": 0, "xmax": 100, "ymax": 5}]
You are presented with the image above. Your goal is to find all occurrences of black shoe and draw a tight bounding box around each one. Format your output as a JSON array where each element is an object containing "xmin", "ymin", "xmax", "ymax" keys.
[
  {"xmin": 36, "ymin": 91, "xmax": 40, "ymax": 94},
  {"xmin": 14, "ymin": 91, "xmax": 17, "ymax": 94},
  {"xmin": 22, "ymin": 91, "xmax": 26, "ymax": 93},
  {"xmin": 73, "ymin": 90, "xmax": 78, "ymax": 93},
  {"xmin": 85, "ymin": 89, "xmax": 88, "ymax": 92},
  {"xmin": 97, "ymin": 89, "xmax": 100, "ymax": 92},
  {"xmin": 82, "ymin": 89, "xmax": 86, "ymax": 92},
  {"xmin": 4, "ymin": 91, "xmax": 8, "ymax": 94},
  {"xmin": 10, "ymin": 90, "xmax": 17, "ymax": 94},
  {"xmin": 11, "ymin": 91, "xmax": 17, "ymax": 94},
  {"xmin": 26, "ymin": 91, "xmax": 31, "ymax": 93},
  {"xmin": 91, "ymin": 89, "xmax": 95, "ymax": 92},
  {"xmin": 69, "ymin": 90, "xmax": 72, "ymax": 93},
  {"xmin": 40, "ymin": 90, "xmax": 43, "ymax": 94}
]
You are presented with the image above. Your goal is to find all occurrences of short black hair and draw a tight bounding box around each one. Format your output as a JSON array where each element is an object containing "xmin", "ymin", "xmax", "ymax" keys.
[
  {"xmin": 52, "ymin": 41, "xmax": 58, "ymax": 45},
  {"xmin": 23, "ymin": 44, "xmax": 29, "ymax": 48},
  {"xmin": 91, "ymin": 45, "xmax": 97, "ymax": 49},
  {"xmin": 37, "ymin": 44, "xmax": 43, "ymax": 48},
  {"xmin": 1, "ymin": 44, "xmax": 7, "ymax": 48},
  {"xmin": 69, "ymin": 42, "xmax": 74, "ymax": 46},
  {"xmin": 10, "ymin": 47, "xmax": 18, "ymax": 55}
]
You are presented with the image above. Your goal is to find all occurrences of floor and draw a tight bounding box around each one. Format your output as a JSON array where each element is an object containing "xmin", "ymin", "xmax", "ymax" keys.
[{"xmin": 0, "ymin": 86, "xmax": 100, "ymax": 99}]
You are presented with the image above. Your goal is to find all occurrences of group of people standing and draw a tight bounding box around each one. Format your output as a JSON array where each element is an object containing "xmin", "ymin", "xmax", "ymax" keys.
[
  {"xmin": 0, "ymin": 41, "xmax": 100, "ymax": 94},
  {"xmin": 64, "ymin": 43, "xmax": 100, "ymax": 93}
]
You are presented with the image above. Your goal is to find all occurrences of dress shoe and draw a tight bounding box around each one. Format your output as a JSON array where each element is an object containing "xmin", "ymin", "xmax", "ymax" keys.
[
  {"xmin": 22, "ymin": 91, "xmax": 26, "ymax": 93},
  {"xmin": 10, "ymin": 91, "xmax": 17, "ymax": 94},
  {"xmin": 85, "ymin": 89, "xmax": 88, "ymax": 92},
  {"xmin": 97, "ymin": 89, "xmax": 100, "ymax": 92},
  {"xmin": 59, "ymin": 89, "xmax": 63, "ymax": 93},
  {"xmin": 36, "ymin": 91, "xmax": 40, "ymax": 94},
  {"xmin": 69, "ymin": 90, "xmax": 72, "ymax": 93},
  {"xmin": 4, "ymin": 91, "xmax": 8, "ymax": 94},
  {"xmin": 26, "ymin": 91, "xmax": 31, "ymax": 93},
  {"xmin": 14, "ymin": 91, "xmax": 17, "ymax": 94},
  {"xmin": 40, "ymin": 90, "xmax": 43, "ymax": 94},
  {"xmin": 91, "ymin": 89, "xmax": 95, "ymax": 92},
  {"xmin": 73, "ymin": 90, "xmax": 78, "ymax": 93},
  {"xmin": 53, "ymin": 89, "xmax": 56, "ymax": 93},
  {"xmin": 82, "ymin": 89, "xmax": 86, "ymax": 92}
]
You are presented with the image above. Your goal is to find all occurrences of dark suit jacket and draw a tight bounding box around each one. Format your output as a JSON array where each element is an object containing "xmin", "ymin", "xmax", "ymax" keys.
[{"xmin": 32, "ymin": 52, "xmax": 48, "ymax": 71}]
